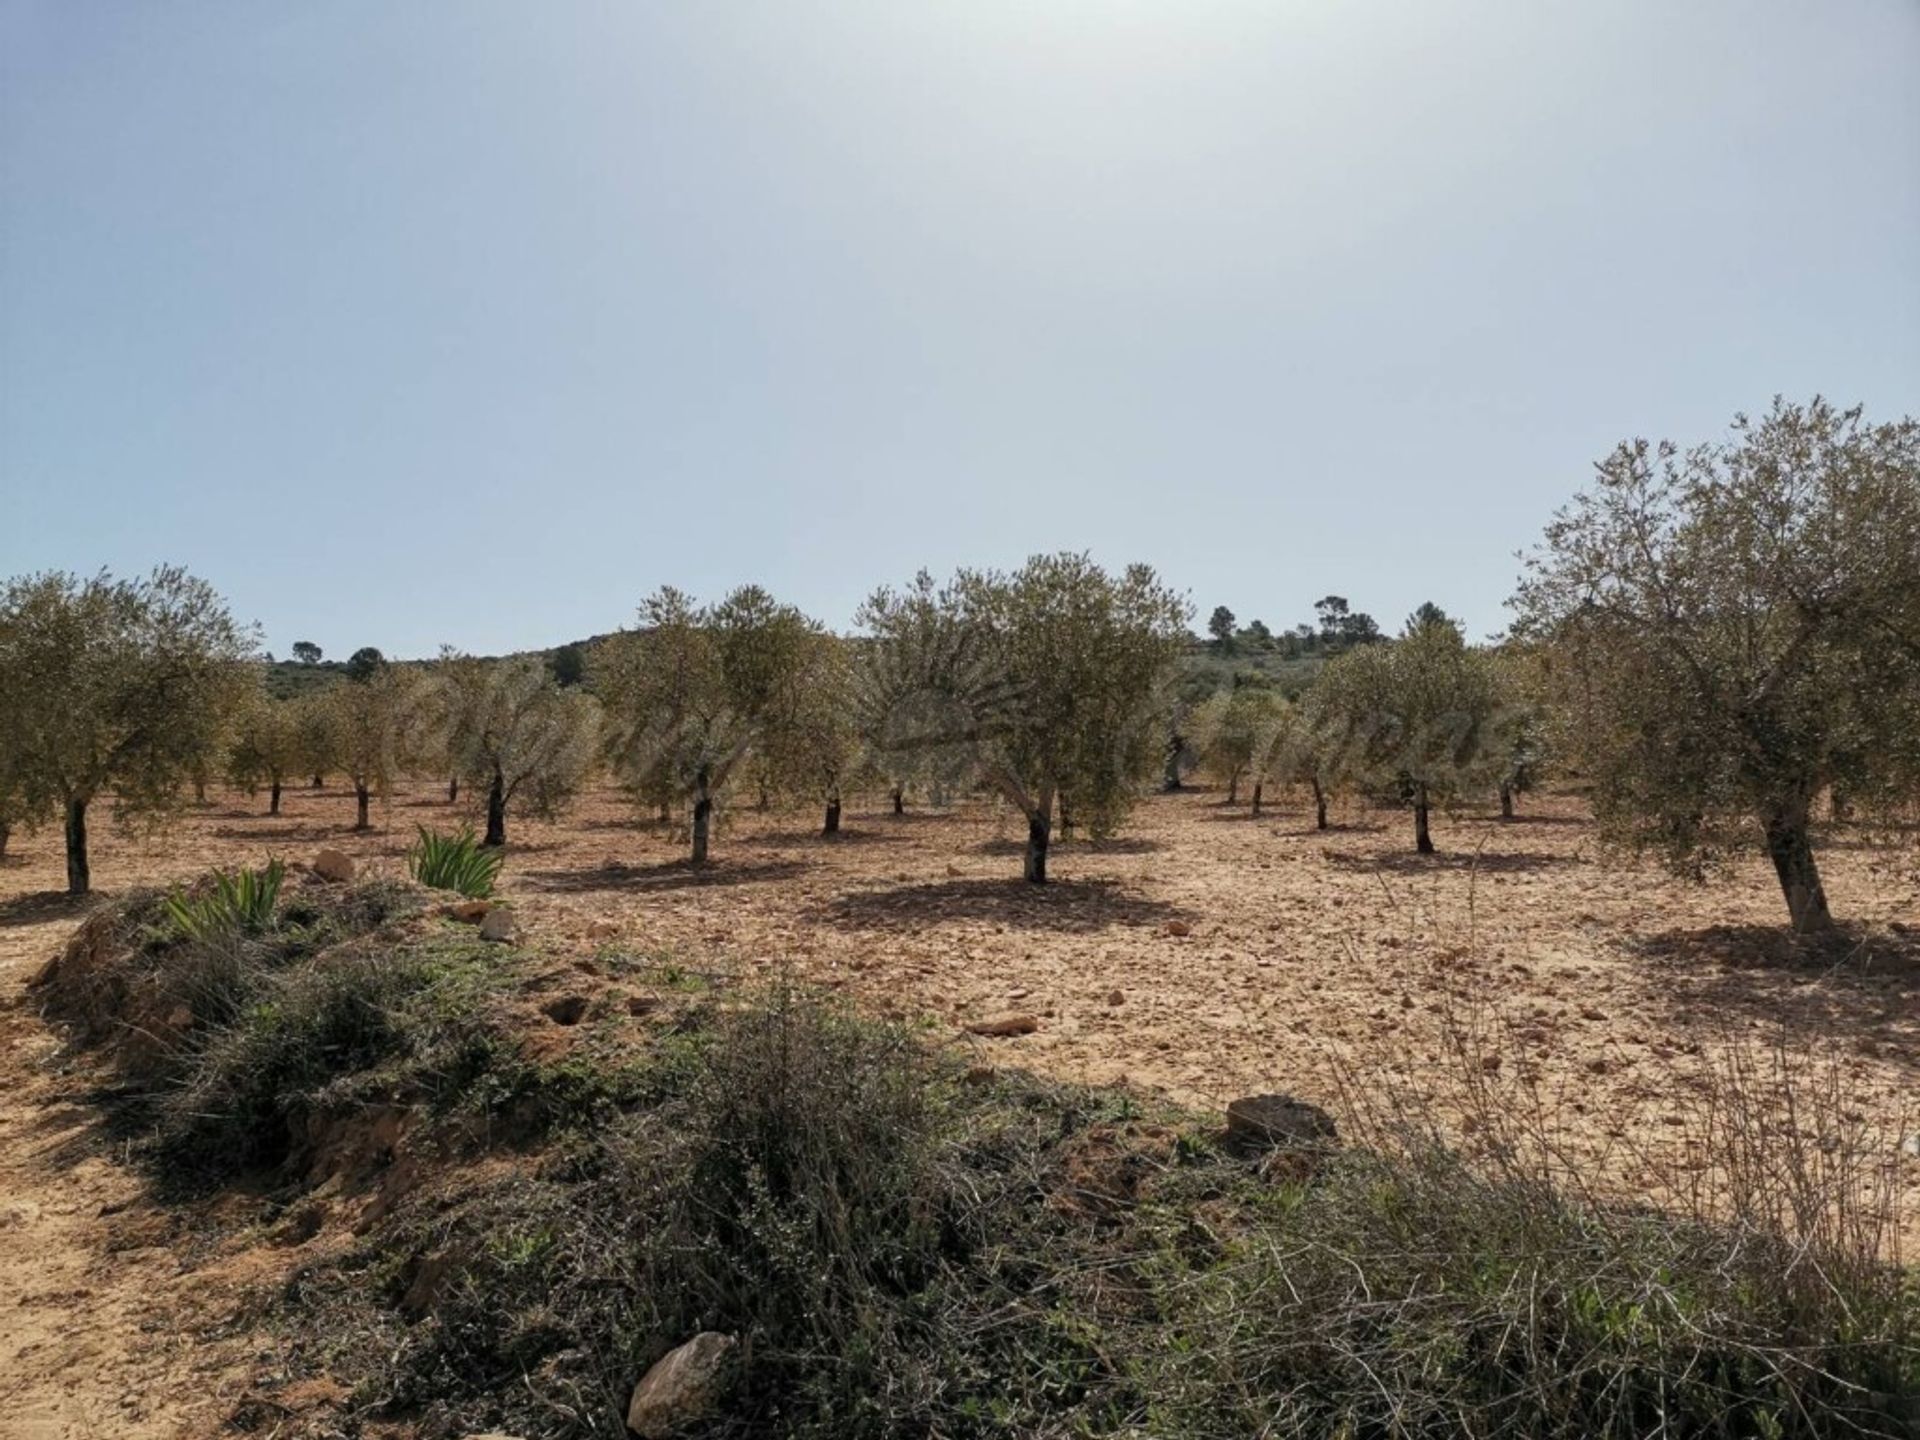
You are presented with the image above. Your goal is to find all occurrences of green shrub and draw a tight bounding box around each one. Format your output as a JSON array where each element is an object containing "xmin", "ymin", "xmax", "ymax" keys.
[
  {"xmin": 408, "ymin": 825, "xmax": 504, "ymax": 898},
  {"xmin": 163, "ymin": 858, "xmax": 285, "ymax": 943},
  {"xmin": 288, "ymin": 995, "xmax": 1918, "ymax": 1440}
]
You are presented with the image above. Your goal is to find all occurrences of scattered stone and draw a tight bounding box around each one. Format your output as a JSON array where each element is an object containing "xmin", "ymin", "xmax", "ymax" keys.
[
  {"xmin": 1224, "ymin": 1093, "xmax": 1338, "ymax": 1152},
  {"xmin": 478, "ymin": 907, "xmax": 518, "ymax": 943},
  {"xmin": 311, "ymin": 848, "xmax": 355, "ymax": 883},
  {"xmin": 1163, "ymin": 920, "xmax": 1192, "ymax": 937},
  {"xmin": 1580, "ymin": 1006, "xmax": 1609, "ymax": 1022},
  {"xmin": 963, "ymin": 1064, "xmax": 996, "ymax": 1086},
  {"xmin": 1006, "ymin": 987, "xmax": 1030, "ymax": 1000},
  {"xmin": 447, "ymin": 900, "xmax": 490, "ymax": 923},
  {"xmin": 626, "ymin": 1332, "xmax": 737, "ymax": 1439},
  {"xmin": 1901, "ymin": 1134, "xmax": 1920, "ymax": 1159},
  {"xmin": 1479, "ymin": 1054, "xmax": 1503, "ymax": 1073},
  {"xmin": 965, "ymin": 1013, "xmax": 1040, "ymax": 1037},
  {"xmin": 1105, "ymin": 989, "xmax": 1125, "ymax": 1006},
  {"xmin": 542, "ymin": 994, "xmax": 590, "ymax": 1026},
  {"xmin": 626, "ymin": 994, "xmax": 661, "ymax": 1017}
]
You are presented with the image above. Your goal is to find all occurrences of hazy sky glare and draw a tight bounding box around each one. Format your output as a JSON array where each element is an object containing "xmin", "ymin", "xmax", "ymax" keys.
[{"xmin": 3, "ymin": 3, "xmax": 1916, "ymax": 658}]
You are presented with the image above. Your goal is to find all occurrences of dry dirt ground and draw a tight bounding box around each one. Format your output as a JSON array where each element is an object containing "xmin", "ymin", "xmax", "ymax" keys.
[{"xmin": 1, "ymin": 779, "xmax": 1916, "ymax": 1436}]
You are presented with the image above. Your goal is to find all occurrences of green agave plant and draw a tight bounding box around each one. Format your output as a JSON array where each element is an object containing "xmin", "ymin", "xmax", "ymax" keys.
[
  {"xmin": 165, "ymin": 858, "xmax": 286, "ymax": 943},
  {"xmin": 408, "ymin": 825, "xmax": 503, "ymax": 899}
]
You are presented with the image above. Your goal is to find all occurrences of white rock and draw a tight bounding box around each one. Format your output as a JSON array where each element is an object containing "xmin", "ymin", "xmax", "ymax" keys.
[{"xmin": 626, "ymin": 1332, "xmax": 736, "ymax": 1438}]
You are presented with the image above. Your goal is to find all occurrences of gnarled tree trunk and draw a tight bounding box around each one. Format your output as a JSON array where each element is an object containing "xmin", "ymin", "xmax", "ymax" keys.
[
  {"xmin": 1499, "ymin": 781, "xmax": 1514, "ymax": 820},
  {"xmin": 691, "ymin": 765, "xmax": 713, "ymax": 863},
  {"xmin": 891, "ymin": 785, "xmax": 904, "ymax": 816},
  {"xmin": 1413, "ymin": 782, "xmax": 1434, "ymax": 855},
  {"xmin": 1311, "ymin": 774, "xmax": 1328, "ymax": 830},
  {"xmin": 269, "ymin": 779, "xmax": 282, "ymax": 816},
  {"xmin": 1226, "ymin": 774, "xmax": 1238, "ymax": 806},
  {"xmin": 1251, "ymin": 780, "xmax": 1264, "ymax": 817},
  {"xmin": 64, "ymin": 795, "xmax": 89, "ymax": 895},
  {"xmin": 0, "ymin": 820, "xmax": 9, "ymax": 861},
  {"xmin": 354, "ymin": 784, "xmax": 371, "ymax": 831},
  {"xmin": 311, "ymin": 773, "xmax": 324, "ymax": 788},
  {"xmin": 1163, "ymin": 736, "xmax": 1184, "ymax": 791},
  {"xmin": 823, "ymin": 794, "xmax": 841, "ymax": 836},
  {"xmin": 1763, "ymin": 799, "xmax": 1833, "ymax": 936},
  {"xmin": 484, "ymin": 767, "xmax": 507, "ymax": 848},
  {"xmin": 448, "ymin": 776, "xmax": 460, "ymax": 804},
  {"xmin": 1024, "ymin": 806, "xmax": 1051, "ymax": 884}
]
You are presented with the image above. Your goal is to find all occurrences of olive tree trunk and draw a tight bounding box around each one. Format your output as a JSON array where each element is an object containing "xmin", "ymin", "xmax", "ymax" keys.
[
  {"xmin": 311, "ymin": 773, "xmax": 324, "ymax": 788},
  {"xmin": 1312, "ymin": 775, "xmax": 1328, "ymax": 830},
  {"xmin": 64, "ymin": 795, "xmax": 89, "ymax": 895},
  {"xmin": 1162, "ymin": 736, "xmax": 1184, "ymax": 791},
  {"xmin": 269, "ymin": 779, "xmax": 282, "ymax": 816},
  {"xmin": 1226, "ymin": 773, "xmax": 1238, "ymax": 805},
  {"xmin": 1413, "ymin": 783, "xmax": 1434, "ymax": 855},
  {"xmin": 891, "ymin": 785, "xmax": 904, "ymax": 816},
  {"xmin": 484, "ymin": 768, "xmax": 507, "ymax": 848},
  {"xmin": 823, "ymin": 795, "xmax": 841, "ymax": 836},
  {"xmin": 354, "ymin": 784, "xmax": 371, "ymax": 831},
  {"xmin": 1499, "ymin": 781, "xmax": 1514, "ymax": 820},
  {"xmin": 1763, "ymin": 800, "xmax": 1833, "ymax": 936},
  {"xmin": 1251, "ymin": 780, "xmax": 1264, "ymax": 817},
  {"xmin": 1024, "ymin": 806, "xmax": 1052, "ymax": 884},
  {"xmin": 691, "ymin": 766, "xmax": 713, "ymax": 863},
  {"xmin": 0, "ymin": 820, "xmax": 10, "ymax": 861},
  {"xmin": 448, "ymin": 776, "xmax": 460, "ymax": 804}
]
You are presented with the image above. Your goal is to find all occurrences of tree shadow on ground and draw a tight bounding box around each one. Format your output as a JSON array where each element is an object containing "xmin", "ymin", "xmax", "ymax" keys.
[
  {"xmin": 210, "ymin": 821, "xmax": 354, "ymax": 844},
  {"xmin": 972, "ymin": 835, "xmax": 1163, "ymax": 857},
  {"xmin": 815, "ymin": 877, "xmax": 1187, "ymax": 933},
  {"xmin": 741, "ymin": 827, "xmax": 903, "ymax": 850},
  {"xmin": 1322, "ymin": 848, "xmax": 1570, "ymax": 875},
  {"xmin": 524, "ymin": 858, "xmax": 808, "ymax": 895},
  {"xmin": 0, "ymin": 890, "xmax": 95, "ymax": 929},
  {"xmin": 1627, "ymin": 923, "xmax": 1920, "ymax": 1055}
]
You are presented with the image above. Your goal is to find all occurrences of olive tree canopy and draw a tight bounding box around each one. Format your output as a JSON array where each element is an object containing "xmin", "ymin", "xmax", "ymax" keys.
[
  {"xmin": 1513, "ymin": 397, "xmax": 1920, "ymax": 934},
  {"xmin": 442, "ymin": 654, "xmax": 599, "ymax": 846},
  {"xmin": 1313, "ymin": 610, "xmax": 1499, "ymax": 854},
  {"xmin": 0, "ymin": 567, "xmax": 255, "ymax": 892},
  {"xmin": 861, "ymin": 553, "xmax": 1190, "ymax": 883}
]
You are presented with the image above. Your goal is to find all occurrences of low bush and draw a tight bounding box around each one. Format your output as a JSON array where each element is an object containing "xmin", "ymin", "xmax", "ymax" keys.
[
  {"xmin": 408, "ymin": 825, "xmax": 504, "ymax": 898},
  {"xmin": 163, "ymin": 858, "xmax": 286, "ymax": 942},
  {"xmin": 283, "ymin": 994, "xmax": 1919, "ymax": 1440}
]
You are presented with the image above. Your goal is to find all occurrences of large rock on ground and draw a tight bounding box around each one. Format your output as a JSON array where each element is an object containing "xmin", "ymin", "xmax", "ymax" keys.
[
  {"xmin": 965, "ymin": 1014, "xmax": 1040, "ymax": 1037},
  {"xmin": 1225, "ymin": 1093, "xmax": 1338, "ymax": 1151},
  {"xmin": 626, "ymin": 1332, "xmax": 736, "ymax": 1438},
  {"xmin": 311, "ymin": 848, "xmax": 355, "ymax": 883},
  {"xmin": 478, "ymin": 907, "xmax": 518, "ymax": 943}
]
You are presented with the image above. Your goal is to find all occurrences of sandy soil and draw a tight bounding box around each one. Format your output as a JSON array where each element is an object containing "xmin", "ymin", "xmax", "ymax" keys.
[{"xmin": 1, "ymin": 778, "xmax": 1916, "ymax": 1435}]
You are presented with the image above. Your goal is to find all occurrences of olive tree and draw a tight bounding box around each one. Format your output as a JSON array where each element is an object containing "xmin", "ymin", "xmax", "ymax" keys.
[
  {"xmin": 862, "ymin": 554, "xmax": 1190, "ymax": 883},
  {"xmin": 0, "ymin": 567, "xmax": 255, "ymax": 893},
  {"xmin": 1513, "ymin": 398, "xmax": 1920, "ymax": 934},
  {"xmin": 595, "ymin": 583, "xmax": 744, "ymax": 856},
  {"xmin": 765, "ymin": 631, "xmax": 866, "ymax": 835},
  {"xmin": 1190, "ymin": 683, "xmax": 1285, "ymax": 807},
  {"xmin": 226, "ymin": 687, "xmax": 305, "ymax": 814},
  {"xmin": 444, "ymin": 655, "xmax": 600, "ymax": 846},
  {"xmin": 293, "ymin": 691, "xmax": 340, "ymax": 789},
  {"xmin": 328, "ymin": 661, "xmax": 423, "ymax": 831},
  {"xmin": 1314, "ymin": 610, "xmax": 1499, "ymax": 853}
]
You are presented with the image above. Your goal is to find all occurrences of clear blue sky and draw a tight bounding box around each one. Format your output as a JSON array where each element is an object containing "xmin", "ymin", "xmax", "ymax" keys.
[{"xmin": 4, "ymin": 2, "xmax": 1916, "ymax": 658}]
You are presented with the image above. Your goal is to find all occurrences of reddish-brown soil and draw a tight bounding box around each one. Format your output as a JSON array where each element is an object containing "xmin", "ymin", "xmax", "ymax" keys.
[{"xmin": 1, "ymin": 779, "xmax": 1916, "ymax": 1436}]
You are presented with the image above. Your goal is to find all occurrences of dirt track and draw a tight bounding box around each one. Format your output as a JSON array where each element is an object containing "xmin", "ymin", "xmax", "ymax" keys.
[{"xmin": 1, "ymin": 779, "xmax": 1916, "ymax": 1435}]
